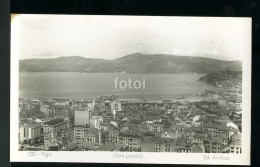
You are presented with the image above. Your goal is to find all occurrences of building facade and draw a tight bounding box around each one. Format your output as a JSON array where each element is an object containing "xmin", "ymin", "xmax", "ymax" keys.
[
  {"xmin": 111, "ymin": 99, "xmax": 122, "ymax": 112},
  {"xmin": 42, "ymin": 118, "xmax": 69, "ymax": 134},
  {"xmin": 118, "ymin": 133, "xmax": 141, "ymax": 152},
  {"xmin": 19, "ymin": 123, "xmax": 41, "ymax": 142},
  {"xmin": 74, "ymin": 108, "xmax": 92, "ymax": 126}
]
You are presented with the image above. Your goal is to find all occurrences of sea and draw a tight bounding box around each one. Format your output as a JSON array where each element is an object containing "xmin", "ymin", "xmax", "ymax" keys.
[{"xmin": 19, "ymin": 72, "xmax": 220, "ymax": 100}]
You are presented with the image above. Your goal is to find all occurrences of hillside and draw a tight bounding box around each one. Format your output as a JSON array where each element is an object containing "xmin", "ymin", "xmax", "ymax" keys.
[
  {"xmin": 19, "ymin": 53, "xmax": 242, "ymax": 74},
  {"xmin": 199, "ymin": 70, "xmax": 242, "ymax": 89}
]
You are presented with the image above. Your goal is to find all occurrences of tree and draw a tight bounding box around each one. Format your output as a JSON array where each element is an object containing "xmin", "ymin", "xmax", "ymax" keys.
[
  {"xmin": 164, "ymin": 119, "xmax": 172, "ymax": 128},
  {"xmin": 34, "ymin": 137, "xmax": 42, "ymax": 144},
  {"xmin": 23, "ymin": 139, "xmax": 28, "ymax": 144},
  {"xmin": 48, "ymin": 146, "xmax": 58, "ymax": 151},
  {"xmin": 28, "ymin": 139, "xmax": 34, "ymax": 145},
  {"xmin": 101, "ymin": 131, "xmax": 109, "ymax": 144},
  {"xmin": 144, "ymin": 131, "xmax": 154, "ymax": 137},
  {"xmin": 20, "ymin": 146, "xmax": 24, "ymax": 151},
  {"xmin": 61, "ymin": 137, "xmax": 68, "ymax": 147}
]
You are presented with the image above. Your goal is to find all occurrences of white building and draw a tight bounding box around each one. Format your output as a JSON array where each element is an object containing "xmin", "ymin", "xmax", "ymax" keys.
[
  {"xmin": 19, "ymin": 123, "xmax": 41, "ymax": 142},
  {"xmin": 74, "ymin": 108, "xmax": 92, "ymax": 126},
  {"xmin": 110, "ymin": 121, "xmax": 118, "ymax": 128},
  {"xmin": 40, "ymin": 104, "xmax": 50, "ymax": 114},
  {"xmin": 192, "ymin": 115, "xmax": 200, "ymax": 122},
  {"xmin": 110, "ymin": 99, "xmax": 122, "ymax": 112},
  {"xmin": 227, "ymin": 122, "xmax": 239, "ymax": 131},
  {"xmin": 90, "ymin": 116, "xmax": 103, "ymax": 129},
  {"xmin": 87, "ymin": 100, "xmax": 96, "ymax": 110},
  {"xmin": 229, "ymin": 140, "xmax": 242, "ymax": 154}
]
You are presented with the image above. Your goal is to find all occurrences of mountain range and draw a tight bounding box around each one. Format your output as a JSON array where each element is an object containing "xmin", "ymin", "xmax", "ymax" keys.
[{"xmin": 19, "ymin": 53, "xmax": 242, "ymax": 74}]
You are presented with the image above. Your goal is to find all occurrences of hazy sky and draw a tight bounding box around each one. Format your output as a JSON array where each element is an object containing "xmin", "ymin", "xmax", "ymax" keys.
[{"xmin": 12, "ymin": 14, "xmax": 251, "ymax": 61}]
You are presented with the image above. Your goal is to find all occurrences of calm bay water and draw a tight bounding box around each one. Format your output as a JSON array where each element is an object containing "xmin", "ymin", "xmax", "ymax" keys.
[{"xmin": 19, "ymin": 73, "xmax": 219, "ymax": 100}]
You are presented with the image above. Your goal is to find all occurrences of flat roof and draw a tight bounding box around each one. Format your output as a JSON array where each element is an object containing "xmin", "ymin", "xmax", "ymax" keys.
[{"xmin": 45, "ymin": 118, "xmax": 66, "ymax": 126}]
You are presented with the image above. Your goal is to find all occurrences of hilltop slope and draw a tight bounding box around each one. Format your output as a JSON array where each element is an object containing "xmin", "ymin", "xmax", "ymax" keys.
[{"xmin": 20, "ymin": 53, "xmax": 242, "ymax": 74}]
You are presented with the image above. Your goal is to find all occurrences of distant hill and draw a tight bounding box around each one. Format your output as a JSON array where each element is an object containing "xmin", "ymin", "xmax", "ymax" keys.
[
  {"xmin": 19, "ymin": 53, "xmax": 242, "ymax": 74},
  {"xmin": 199, "ymin": 70, "xmax": 242, "ymax": 88},
  {"xmin": 19, "ymin": 56, "xmax": 109, "ymax": 73}
]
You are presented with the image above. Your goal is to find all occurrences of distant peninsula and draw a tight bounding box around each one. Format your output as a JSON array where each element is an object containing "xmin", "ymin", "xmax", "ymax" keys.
[{"xmin": 199, "ymin": 70, "xmax": 242, "ymax": 89}]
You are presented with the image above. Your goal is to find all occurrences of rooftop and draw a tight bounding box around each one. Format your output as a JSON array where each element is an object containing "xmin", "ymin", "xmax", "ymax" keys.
[
  {"xmin": 193, "ymin": 134, "xmax": 204, "ymax": 139},
  {"xmin": 20, "ymin": 122, "xmax": 40, "ymax": 128},
  {"xmin": 61, "ymin": 143, "xmax": 78, "ymax": 151},
  {"xmin": 98, "ymin": 143, "xmax": 115, "ymax": 151},
  {"xmin": 74, "ymin": 108, "xmax": 91, "ymax": 112},
  {"xmin": 230, "ymin": 140, "xmax": 241, "ymax": 146},
  {"xmin": 155, "ymin": 137, "xmax": 174, "ymax": 144},
  {"xmin": 119, "ymin": 132, "xmax": 141, "ymax": 139},
  {"xmin": 114, "ymin": 144, "xmax": 129, "ymax": 151},
  {"xmin": 74, "ymin": 126, "xmax": 87, "ymax": 130},
  {"xmin": 86, "ymin": 128, "xmax": 100, "ymax": 134},
  {"xmin": 108, "ymin": 130, "xmax": 120, "ymax": 134},
  {"xmin": 142, "ymin": 136, "xmax": 154, "ymax": 143},
  {"xmin": 45, "ymin": 118, "xmax": 65, "ymax": 126}
]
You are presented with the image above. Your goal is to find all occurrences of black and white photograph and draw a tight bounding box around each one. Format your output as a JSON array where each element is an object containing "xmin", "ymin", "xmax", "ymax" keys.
[{"xmin": 10, "ymin": 14, "xmax": 251, "ymax": 165}]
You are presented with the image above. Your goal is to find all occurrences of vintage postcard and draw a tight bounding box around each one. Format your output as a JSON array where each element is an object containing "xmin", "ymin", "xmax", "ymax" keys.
[{"xmin": 10, "ymin": 14, "xmax": 251, "ymax": 165}]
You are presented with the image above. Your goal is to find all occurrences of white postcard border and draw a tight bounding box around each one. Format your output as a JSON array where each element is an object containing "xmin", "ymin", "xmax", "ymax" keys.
[{"xmin": 10, "ymin": 15, "xmax": 251, "ymax": 165}]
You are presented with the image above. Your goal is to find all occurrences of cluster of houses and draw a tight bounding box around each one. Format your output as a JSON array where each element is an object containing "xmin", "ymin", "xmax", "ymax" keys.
[{"xmin": 18, "ymin": 90, "xmax": 242, "ymax": 154}]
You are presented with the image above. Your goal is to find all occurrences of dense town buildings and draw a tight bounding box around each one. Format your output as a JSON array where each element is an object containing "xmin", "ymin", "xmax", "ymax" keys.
[{"xmin": 18, "ymin": 90, "xmax": 242, "ymax": 153}]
